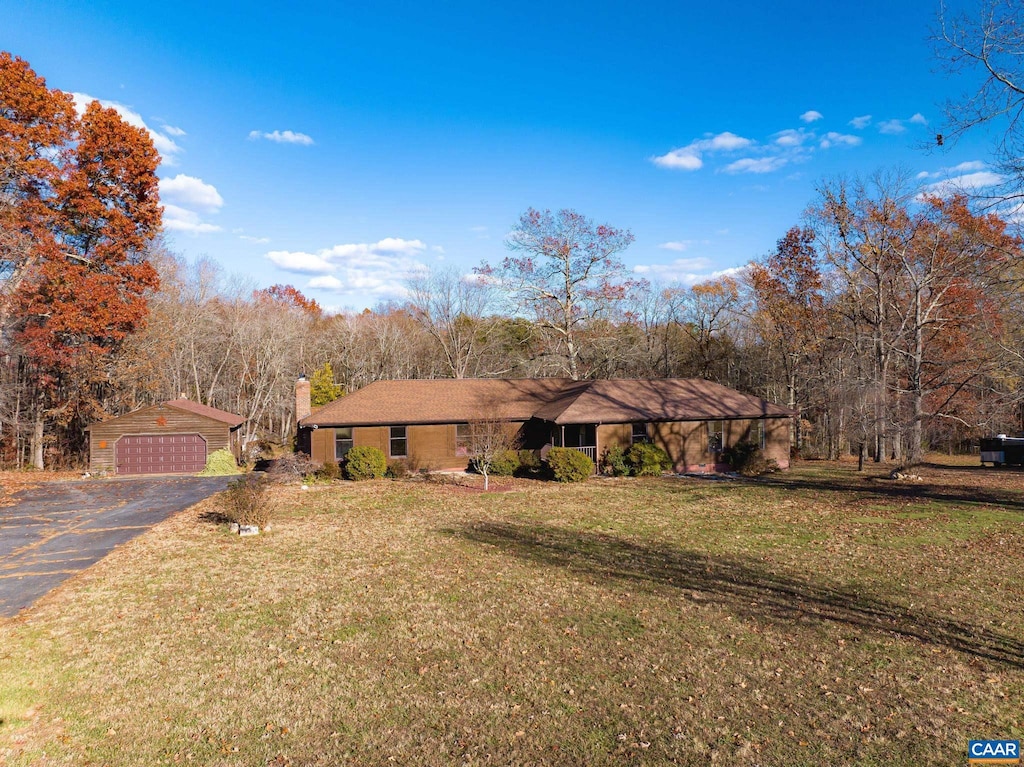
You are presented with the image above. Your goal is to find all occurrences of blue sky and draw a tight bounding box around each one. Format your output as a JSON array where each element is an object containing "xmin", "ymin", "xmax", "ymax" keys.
[{"xmin": 4, "ymin": 0, "xmax": 997, "ymax": 311}]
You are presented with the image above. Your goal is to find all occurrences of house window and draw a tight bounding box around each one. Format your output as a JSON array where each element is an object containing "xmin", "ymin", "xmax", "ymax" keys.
[
  {"xmin": 335, "ymin": 427, "xmax": 354, "ymax": 460},
  {"xmin": 707, "ymin": 421, "xmax": 723, "ymax": 455},
  {"xmin": 456, "ymin": 423, "xmax": 471, "ymax": 456},
  {"xmin": 389, "ymin": 426, "xmax": 407, "ymax": 458},
  {"xmin": 756, "ymin": 420, "xmax": 766, "ymax": 450},
  {"xmin": 631, "ymin": 422, "xmax": 650, "ymax": 444}
]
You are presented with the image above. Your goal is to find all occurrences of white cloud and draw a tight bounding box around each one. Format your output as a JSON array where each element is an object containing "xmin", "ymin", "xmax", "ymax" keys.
[
  {"xmin": 248, "ymin": 129, "xmax": 315, "ymax": 146},
  {"xmin": 651, "ymin": 131, "xmax": 754, "ymax": 171},
  {"xmin": 916, "ymin": 160, "xmax": 990, "ymax": 181},
  {"xmin": 949, "ymin": 160, "xmax": 987, "ymax": 173},
  {"xmin": 849, "ymin": 115, "xmax": 872, "ymax": 129},
  {"xmin": 265, "ymin": 250, "xmax": 336, "ymax": 274},
  {"xmin": 161, "ymin": 124, "xmax": 187, "ymax": 137},
  {"xmin": 773, "ymin": 128, "xmax": 813, "ymax": 147},
  {"xmin": 308, "ymin": 275, "xmax": 344, "ymax": 289},
  {"xmin": 820, "ymin": 131, "xmax": 862, "ymax": 149},
  {"xmin": 658, "ymin": 241, "xmax": 692, "ymax": 252},
  {"xmin": 240, "ymin": 234, "xmax": 270, "ymax": 244},
  {"xmin": 651, "ymin": 147, "xmax": 703, "ymax": 170},
  {"xmin": 162, "ymin": 204, "xmax": 222, "ymax": 234},
  {"xmin": 158, "ymin": 174, "xmax": 223, "ymax": 236},
  {"xmin": 723, "ymin": 156, "xmax": 789, "ymax": 174},
  {"xmin": 700, "ymin": 132, "xmax": 754, "ymax": 151},
  {"xmin": 71, "ymin": 92, "xmax": 183, "ymax": 164},
  {"xmin": 267, "ymin": 237, "xmax": 433, "ymax": 301},
  {"xmin": 159, "ymin": 174, "xmax": 224, "ymax": 213},
  {"xmin": 633, "ymin": 260, "xmax": 745, "ymax": 285},
  {"xmin": 909, "ymin": 113, "xmax": 928, "ymax": 125},
  {"xmin": 878, "ymin": 119, "xmax": 906, "ymax": 134},
  {"xmin": 917, "ymin": 171, "xmax": 1004, "ymax": 199},
  {"xmin": 800, "ymin": 110, "xmax": 824, "ymax": 123}
]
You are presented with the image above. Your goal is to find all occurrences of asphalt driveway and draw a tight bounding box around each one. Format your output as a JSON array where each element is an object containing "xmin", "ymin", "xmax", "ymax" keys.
[{"xmin": 0, "ymin": 476, "xmax": 232, "ymax": 617}]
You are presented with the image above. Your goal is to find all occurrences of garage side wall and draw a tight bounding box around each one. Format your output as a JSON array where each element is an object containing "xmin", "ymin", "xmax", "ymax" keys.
[{"xmin": 89, "ymin": 404, "xmax": 232, "ymax": 473}]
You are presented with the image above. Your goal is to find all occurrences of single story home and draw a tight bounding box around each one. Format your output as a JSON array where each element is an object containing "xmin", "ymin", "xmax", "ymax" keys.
[
  {"xmin": 87, "ymin": 399, "xmax": 245, "ymax": 475},
  {"xmin": 296, "ymin": 377, "xmax": 792, "ymax": 473}
]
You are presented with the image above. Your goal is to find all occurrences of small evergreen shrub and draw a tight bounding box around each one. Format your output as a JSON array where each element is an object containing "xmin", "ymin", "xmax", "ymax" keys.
[
  {"xmin": 220, "ymin": 473, "xmax": 273, "ymax": 528},
  {"xmin": 517, "ymin": 449, "xmax": 541, "ymax": 472},
  {"xmin": 601, "ymin": 445, "xmax": 630, "ymax": 476},
  {"xmin": 625, "ymin": 443, "xmax": 673, "ymax": 476},
  {"xmin": 486, "ymin": 449, "xmax": 520, "ymax": 477},
  {"xmin": 344, "ymin": 446, "xmax": 387, "ymax": 480},
  {"xmin": 722, "ymin": 441, "xmax": 779, "ymax": 476},
  {"xmin": 547, "ymin": 447, "xmax": 594, "ymax": 482}
]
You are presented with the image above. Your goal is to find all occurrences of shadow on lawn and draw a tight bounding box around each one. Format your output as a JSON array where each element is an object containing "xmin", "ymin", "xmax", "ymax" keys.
[
  {"xmin": 751, "ymin": 465, "xmax": 1024, "ymax": 513},
  {"xmin": 447, "ymin": 521, "xmax": 1024, "ymax": 669}
]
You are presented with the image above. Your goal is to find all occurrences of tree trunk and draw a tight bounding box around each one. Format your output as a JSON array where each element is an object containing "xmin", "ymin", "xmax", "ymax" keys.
[{"xmin": 31, "ymin": 416, "xmax": 44, "ymax": 470}]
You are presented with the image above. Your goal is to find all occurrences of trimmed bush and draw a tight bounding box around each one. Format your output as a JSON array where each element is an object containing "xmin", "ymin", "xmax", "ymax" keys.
[
  {"xmin": 344, "ymin": 446, "xmax": 387, "ymax": 480},
  {"xmin": 547, "ymin": 447, "xmax": 594, "ymax": 482},
  {"xmin": 722, "ymin": 441, "xmax": 779, "ymax": 476},
  {"xmin": 601, "ymin": 445, "xmax": 630, "ymax": 476},
  {"xmin": 517, "ymin": 449, "xmax": 542, "ymax": 472},
  {"xmin": 486, "ymin": 449, "xmax": 520, "ymax": 477},
  {"xmin": 220, "ymin": 473, "xmax": 273, "ymax": 528},
  {"xmin": 198, "ymin": 448, "xmax": 242, "ymax": 476},
  {"xmin": 625, "ymin": 442, "xmax": 673, "ymax": 476}
]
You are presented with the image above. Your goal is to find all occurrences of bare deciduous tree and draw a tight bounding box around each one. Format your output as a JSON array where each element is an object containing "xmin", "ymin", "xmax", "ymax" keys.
[
  {"xmin": 465, "ymin": 417, "xmax": 521, "ymax": 490},
  {"xmin": 935, "ymin": 0, "xmax": 1024, "ymax": 198}
]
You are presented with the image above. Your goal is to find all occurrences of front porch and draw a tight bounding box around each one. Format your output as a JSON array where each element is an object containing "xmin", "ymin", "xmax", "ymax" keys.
[{"xmin": 552, "ymin": 424, "xmax": 598, "ymax": 465}]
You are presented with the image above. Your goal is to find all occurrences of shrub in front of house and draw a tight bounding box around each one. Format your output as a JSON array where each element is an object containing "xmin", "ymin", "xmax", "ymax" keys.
[
  {"xmin": 517, "ymin": 449, "xmax": 542, "ymax": 472},
  {"xmin": 344, "ymin": 446, "xmax": 387, "ymax": 480},
  {"xmin": 315, "ymin": 459, "xmax": 342, "ymax": 481},
  {"xmin": 485, "ymin": 449, "xmax": 520, "ymax": 476},
  {"xmin": 547, "ymin": 447, "xmax": 594, "ymax": 482},
  {"xmin": 722, "ymin": 441, "xmax": 779, "ymax": 476},
  {"xmin": 386, "ymin": 458, "xmax": 413, "ymax": 479},
  {"xmin": 626, "ymin": 443, "xmax": 673, "ymax": 476},
  {"xmin": 601, "ymin": 445, "xmax": 630, "ymax": 476},
  {"xmin": 221, "ymin": 473, "xmax": 273, "ymax": 529}
]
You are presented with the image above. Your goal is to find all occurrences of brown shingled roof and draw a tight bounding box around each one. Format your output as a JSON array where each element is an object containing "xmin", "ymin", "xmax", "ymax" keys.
[
  {"xmin": 302, "ymin": 378, "xmax": 790, "ymax": 427},
  {"xmin": 304, "ymin": 379, "xmax": 573, "ymax": 427},
  {"xmin": 165, "ymin": 399, "xmax": 245, "ymax": 428},
  {"xmin": 536, "ymin": 378, "xmax": 792, "ymax": 424}
]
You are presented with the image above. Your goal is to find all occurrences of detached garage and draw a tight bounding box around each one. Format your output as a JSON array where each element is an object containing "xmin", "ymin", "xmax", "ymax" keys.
[{"xmin": 87, "ymin": 399, "xmax": 245, "ymax": 475}]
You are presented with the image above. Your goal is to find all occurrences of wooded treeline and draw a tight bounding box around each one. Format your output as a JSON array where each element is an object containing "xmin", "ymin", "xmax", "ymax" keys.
[
  {"xmin": 3, "ymin": 41, "xmax": 1024, "ymax": 470},
  {"xmin": 7, "ymin": 171, "xmax": 1022, "ymax": 470}
]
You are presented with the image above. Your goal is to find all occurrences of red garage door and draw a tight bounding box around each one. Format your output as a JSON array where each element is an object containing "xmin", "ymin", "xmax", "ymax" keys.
[{"xmin": 115, "ymin": 434, "xmax": 208, "ymax": 475}]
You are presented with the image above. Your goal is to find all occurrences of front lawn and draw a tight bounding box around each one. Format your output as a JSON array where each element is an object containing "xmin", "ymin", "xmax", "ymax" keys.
[{"xmin": 1, "ymin": 460, "xmax": 1022, "ymax": 765}]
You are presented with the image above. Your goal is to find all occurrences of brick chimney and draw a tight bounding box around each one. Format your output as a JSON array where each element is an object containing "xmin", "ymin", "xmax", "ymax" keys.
[{"xmin": 295, "ymin": 374, "xmax": 311, "ymax": 422}]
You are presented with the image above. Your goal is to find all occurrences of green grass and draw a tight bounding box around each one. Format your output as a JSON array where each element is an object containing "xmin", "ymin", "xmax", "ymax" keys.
[{"xmin": 1, "ymin": 461, "xmax": 1023, "ymax": 765}]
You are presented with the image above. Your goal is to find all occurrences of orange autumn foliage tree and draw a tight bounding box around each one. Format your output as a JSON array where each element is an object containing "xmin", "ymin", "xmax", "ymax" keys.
[
  {"xmin": 808, "ymin": 175, "xmax": 1021, "ymax": 464},
  {"xmin": 748, "ymin": 226, "xmax": 825, "ymax": 449},
  {"xmin": 0, "ymin": 52, "xmax": 161, "ymax": 468}
]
